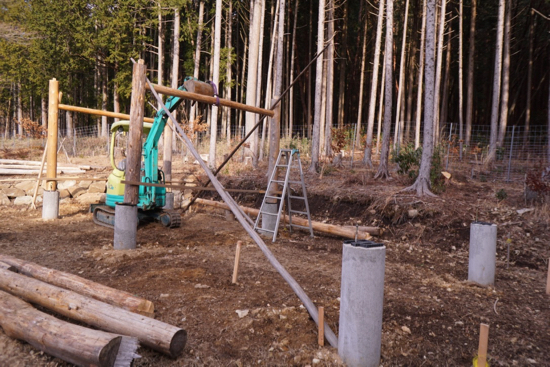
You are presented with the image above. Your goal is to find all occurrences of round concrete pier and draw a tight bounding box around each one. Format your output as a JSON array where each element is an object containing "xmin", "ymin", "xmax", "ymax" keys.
[
  {"xmin": 42, "ymin": 190, "xmax": 59, "ymax": 220},
  {"xmin": 113, "ymin": 203, "xmax": 138, "ymax": 250},
  {"xmin": 338, "ymin": 240, "xmax": 386, "ymax": 367},
  {"xmin": 468, "ymin": 222, "xmax": 497, "ymax": 286},
  {"xmin": 164, "ymin": 192, "xmax": 174, "ymax": 210}
]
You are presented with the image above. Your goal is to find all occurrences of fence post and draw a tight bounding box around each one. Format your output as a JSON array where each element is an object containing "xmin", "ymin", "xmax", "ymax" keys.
[{"xmin": 506, "ymin": 125, "xmax": 516, "ymax": 182}]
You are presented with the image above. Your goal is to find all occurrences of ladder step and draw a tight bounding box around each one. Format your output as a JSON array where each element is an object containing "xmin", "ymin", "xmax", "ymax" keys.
[
  {"xmin": 289, "ymin": 224, "xmax": 312, "ymax": 230},
  {"xmin": 258, "ymin": 228, "xmax": 275, "ymax": 233},
  {"xmin": 290, "ymin": 210, "xmax": 308, "ymax": 215},
  {"xmin": 276, "ymin": 164, "xmax": 289, "ymax": 168},
  {"xmin": 259, "ymin": 211, "xmax": 278, "ymax": 216},
  {"xmin": 272, "ymin": 180, "xmax": 286, "ymax": 184},
  {"xmin": 265, "ymin": 195, "xmax": 280, "ymax": 200},
  {"xmin": 289, "ymin": 195, "xmax": 306, "ymax": 200}
]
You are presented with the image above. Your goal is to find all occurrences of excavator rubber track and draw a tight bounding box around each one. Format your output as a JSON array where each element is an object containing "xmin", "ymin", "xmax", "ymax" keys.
[{"xmin": 91, "ymin": 204, "xmax": 181, "ymax": 229}]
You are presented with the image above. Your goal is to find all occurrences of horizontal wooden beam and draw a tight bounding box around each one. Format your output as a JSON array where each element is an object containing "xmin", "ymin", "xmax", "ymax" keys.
[
  {"xmin": 122, "ymin": 180, "xmax": 265, "ymax": 194},
  {"xmin": 147, "ymin": 84, "xmax": 275, "ymax": 117},
  {"xmin": 58, "ymin": 104, "xmax": 155, "ymax": 123}
]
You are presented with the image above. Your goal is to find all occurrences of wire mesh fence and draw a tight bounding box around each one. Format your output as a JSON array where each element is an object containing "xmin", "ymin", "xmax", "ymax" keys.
[{"xmin": 2, "ymin": 122, "xmax": 548, "ymax": 184}]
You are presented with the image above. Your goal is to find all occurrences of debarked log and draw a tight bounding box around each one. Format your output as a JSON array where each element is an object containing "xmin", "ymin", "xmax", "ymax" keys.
[
  {"xmin": 195, "ymin": 198, "xmax": 381, "ymax": 239},
  {"xmin": 0, "ymin": 268, "xmax": 186, "ymax": 358},
  {"xmin": 0, "ymin": 290, "xmax": 122, "ymax": 367},
  {"xmin": 0, "ymin": 254, "xmax": 154, "ymax": 317}
]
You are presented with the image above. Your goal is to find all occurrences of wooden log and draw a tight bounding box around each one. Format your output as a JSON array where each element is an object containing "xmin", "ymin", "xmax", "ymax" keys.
[
  {"xmin": 195, "ymin": 198, "xmax": 380, "ymax": 239},
  {"xmin": 0, "ymin": 169, "xmax": 85, "ymax": 175},
  {"xmin": 147, "ymin": 83, "xmax": 275, "ymax": 117},
  {"xmin": 0, "ymin": 159, "xmax": 91, "ymax": 170},
  {"xmin": 0, "ymin": 254, "xmax": 154, "ymax": 317},
  {"xmin": 59, "ymin": 103, "xmax": 155, "ymax": 123},
  {"xmin": 0, "ymin": 268, "xmax": 186, "ymax": 357},
  {"xmin": 46, "ymin": 79, "xmax": 59, "ymax": 191},
  {"xmin": 124, "ymin": 59, "xmax": 147, "ymax": 205},
  {"xmin": 0, "ymin": 261, "xmax": 15, "ymax": 271},
  {"xmin": 0, "ymin": 290, "xmax": 123, "ymax": 367},
  {"xmin": 183, "ymin": 79, "xmax": 214, "ymax": 96}
]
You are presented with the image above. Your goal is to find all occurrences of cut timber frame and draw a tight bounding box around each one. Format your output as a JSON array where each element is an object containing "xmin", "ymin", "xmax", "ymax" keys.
[
  {"xmin": 196, "ymin": 198, "xmax": 380, "ymax": 239},
  {"xmin": 0, "ymin": 254, "xmax": 154, "ymax": 317},
  {"xmin": 0, "ymin": 268, "xmax": 186, "ymax": 357},
  {"xmin": 0, "ymin": 290, "xmax": 123, "ymax": 367}
]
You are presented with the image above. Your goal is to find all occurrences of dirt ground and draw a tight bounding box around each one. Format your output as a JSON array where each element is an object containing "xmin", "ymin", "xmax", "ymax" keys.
[{"xmin": 0, "ymin": 152, "xmax": 549, "ymax": 366}]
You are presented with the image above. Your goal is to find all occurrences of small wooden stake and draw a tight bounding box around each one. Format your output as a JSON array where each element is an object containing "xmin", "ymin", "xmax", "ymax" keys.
[
  {"xmin": 546, "ymin": 258, "xmax": 550, "ymax": 295},
  {"xmin": 477, "ymin": 323, "xmax": 489, "ymax": 367},
  {"xmin": 232, "ymin": 241, "xmax": 243, "ymax": 284},
  {"xmin": 318, "ymin": 306, "xmax": 324, "ymax": 346}
]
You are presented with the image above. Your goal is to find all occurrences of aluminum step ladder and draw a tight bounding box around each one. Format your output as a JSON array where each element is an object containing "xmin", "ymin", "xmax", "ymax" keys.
[{"xmin": 254, "ymin": 149, "xmax": 314, "ymax": 241}]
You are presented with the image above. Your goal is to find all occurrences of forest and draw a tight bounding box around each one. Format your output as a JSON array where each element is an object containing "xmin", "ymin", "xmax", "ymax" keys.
[{"xmin": 1, "ymin": 0, "xmax": 550, "ymax": 183}]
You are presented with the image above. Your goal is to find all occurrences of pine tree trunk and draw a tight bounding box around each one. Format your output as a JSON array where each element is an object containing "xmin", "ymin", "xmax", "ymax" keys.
[
  {"xmin": 101, "ymin": 70, "xmax": 108, "ymax": 138},
  {"xmin": 374, "ymin": 0, "xmax": 394, "ymax": 179},
  {"xmin": 165, "ymin": 8, "xmax": 180, "ymax": 180},
  {"xmin": 497, "ymin": 0, "xmax": 511, "ymax": 148},
  {"xmin": 394, "ymin": 0, "xmax": 410, "ymax": 149},
  {"xmin": 336, "ymin": 1, "xmax": 348, "ymax": 130},
  {"xmin": 364, "ymin": 0, "xmax": 385, "ymax": 167},
  {"xmin": 41, "ymin": 97, "xmax": 47, "ymax": 129},
  {"xmin": 440, "ymin": 29, "xmax": 452, "ymax": 127},
  {"xmin": 324, "ymin": 0, "xmax": 335, "ymax": 157},
  {"xmin": 376, "ymin": 61, "xmax": 386, "ymax": 154},
  {"xmin": 465, "ymin": 0, "xmax": 476, "ymax": 147},
  {"xmin": 17, "ymin": 82, "xmax": 22, "ymax": 137},
  {"xmin": 458, "ymin": 0, "xmax": 464, "ymax": 159},
  {"xmin": 157, "ymin": 5, "xmax": 164, "ymax": 110},
  {"xmin": 225, "ymin": 1, "xmax": 233, "ymax": 145},
  {"xmin": 246, "ymin": 0, "xmax": 263, "ymax": 166},
  {"xmin": 209, "ymin": 0, "xmax": 222, "ymax": 169},
  {"xmin": 524, "ymin": 8, "xmax": 534, "ymax": 147},
  {"xmin": 432, "ymin": 0, "xmax": 446, "ymax": 144},
  {"xmin": 355, "ymin": 18, "xmax": 368, "ymax": 151},
  {"xmin": 488, "ymin": 0, "xmax": 505, "ymax": 162},
  {"xmin": 406, "ymin": 0, "xmax": 436, "ymax": 197},
  {"xmin": 415, "ymin": 0, "xmax": 427, "ymax": 149},
  {"xmin": 288, "ymin": 0, "xmax": 299, "ymax": 138},
  {"xmin": 309, "ymin": 0, "xmax": 326, "ymax": 172},
  {"xmin": 256, "ymin": 0, "xmax": 267, "ymax": 161},
  {"xmin": 190, "ymin": 0, "xmax": 204, "ymax": 134}
]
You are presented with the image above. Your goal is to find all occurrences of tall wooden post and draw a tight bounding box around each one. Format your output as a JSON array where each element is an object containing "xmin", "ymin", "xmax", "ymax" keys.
[
  {"xmin": 46, "ymin": 79, "xmax": 59, "ymax": 191},
  {"xmin": 124, "ymin": 60, "xmax": 147, "ymax": 205},
  {"xmin": 114, "ymin": 59, "xmax": 146, "ymax": 250}
]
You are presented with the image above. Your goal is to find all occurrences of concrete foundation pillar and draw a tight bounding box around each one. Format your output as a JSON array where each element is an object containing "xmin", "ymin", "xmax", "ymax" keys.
[
  {"xmin": 42, "ymin": 190, "xmax": 59, "ymax": 220},
  {"xmin": 260, "ymin": 201, "xmax": 278, "ymax": 235},
  {"xmin": 338, "ymin": 240, "xmax": 386, "ymax": 367},
  {"xmin": 468, "ymin": 222, "xmax": 497, "ymax": 286},
  {"xmin": 113, "ymin": 203, "xmax": 138, "ymax": 250},
  {"xmin": 163, "ymin": 192, "xmax": 174, "ymax": 210}
]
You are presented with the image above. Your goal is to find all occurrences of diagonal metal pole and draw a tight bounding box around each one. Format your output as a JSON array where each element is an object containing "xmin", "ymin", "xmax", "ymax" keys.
[
  {"xmin": 142, "ymin": 72, "xmax": 338, "ymax": 348},
  {"xmin": 182, "ymin": 43, "xmax": 331, "ymax": 212}
]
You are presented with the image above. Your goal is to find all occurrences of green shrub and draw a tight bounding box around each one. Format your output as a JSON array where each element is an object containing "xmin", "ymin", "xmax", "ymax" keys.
[{"xmin": 391, "ymin": 143, "xmax": 445, "ymax": 193}]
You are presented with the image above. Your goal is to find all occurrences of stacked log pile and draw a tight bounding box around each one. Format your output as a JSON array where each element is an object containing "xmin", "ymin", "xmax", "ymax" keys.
[
  {"xmin": 0, "ymin": 159, "xmax": 89, "ymax": 175},
  {"xmin": 0, "ymin": 255, "xmax": 187, "ymax": 366}
]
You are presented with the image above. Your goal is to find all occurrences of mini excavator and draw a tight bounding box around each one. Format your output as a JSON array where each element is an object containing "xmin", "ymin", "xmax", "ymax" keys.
[{"xmin": 91, "ymin": 78, "xmax": 213, "ymax": 229}]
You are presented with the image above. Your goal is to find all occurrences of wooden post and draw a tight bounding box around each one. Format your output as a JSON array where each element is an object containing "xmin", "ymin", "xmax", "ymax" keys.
[
  {"xmin": 30, "ymin": 141, "xmax": 47, "ymax": 209},
  {"xmin": 124, "ymin": 59, "xmax": 147, "ymax": 205},
  {"xmin": 546, "ymin": 258, "xmax": 550, "ymax": 295},
  {"xmin": 477, "ymin": 323, "xmax": 489, "ymax": 367},
  {"xmin": 318, "ymin": 306, "xmax": 325, "ymax": 346},
  {"xmin": 46, "ymin": 79, "xmax": 59, "ymax": 191},
  {"xmin": 232, "ymin": 241, "xmax": 243, "ymax": 284}
]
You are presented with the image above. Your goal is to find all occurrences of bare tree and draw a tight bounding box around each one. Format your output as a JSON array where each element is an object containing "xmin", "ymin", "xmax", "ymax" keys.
[
  {"xmin": 336, "ymin": 1, "xmax": 348, "ymax": 130},
  {"xmin": 487, "ymin": 0, "xmax": 505, "ymax": 162},
  {"xmin": 324, "ymin": 0, "xmax": 335, "ymax": 157},
  {"xmin": 288, "ymin": 0, "xmax": 299, "ymax": 138},
  {"xmin": 309, "ymin": 0, "xmax": 326, "ymax": 172},
  {"xmin": 415, "ymin": 0, "xmax": 427, "ymax": 149},
  {"xmin": 355, "ymin": 19, "xmax": 368, "ymax": 150},
  {"xmin": 432, "ymin": 0, "xmax": 447, "ymax": 143},
  {"xmin": 394, "ymin": 0, "xmax": 410, "ymax": 148},
  {"xmin": 404, "ymin": 0, "xmax": 436, "ymax": 196},
  {"xmin": 524, "ymin": 8, "xmax": 535, "ymax": 147},
  {"xmin": 189, "ymin": 0, "xmax": 204, "ymax": 131},
  {"xmin": 497, "ymin": 0, "xmax": 511, "ymax": 148},
  {"xmin": 374, "ymin": 0, "xmax": 394, "ymax": 179},
  {"xmin": 458, "ymin": 0, "xmax": 464, "ymax": 158},
  {"xmin": 363, "ymin": 0, "xmax": 385, "ymax": 167},
  {"xmin": 209, "ymin": 0, "xmax": 222, "ymax": 169},
  {"xmin": 245, "ymin": 0, "xmax": 263, "ymax": 166},
  {"xmin": 164, "ymin": 8, "xmax": 180, "ymax": 182},
  {"xmin": 224, "ymin": 0, "xmax": 233, "ymax": 145},
  {"xmin": 465, "ymin": 0, "xmax": 476, "ymax": 147}
]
